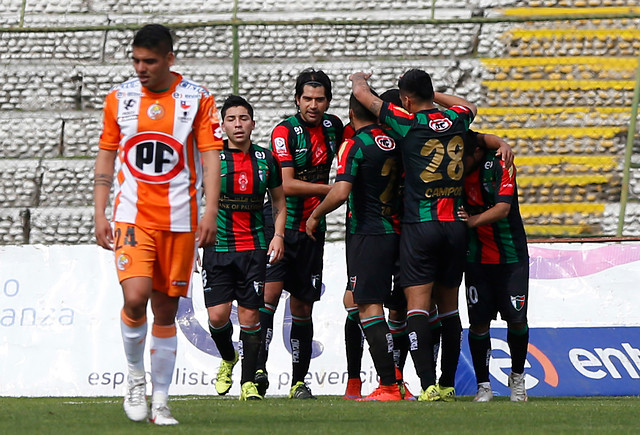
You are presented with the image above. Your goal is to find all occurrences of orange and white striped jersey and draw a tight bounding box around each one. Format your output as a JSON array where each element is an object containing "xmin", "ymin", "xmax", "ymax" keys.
[{"xmin": 99, "ymin": 72, "xmax": 223, "ymax": 232}]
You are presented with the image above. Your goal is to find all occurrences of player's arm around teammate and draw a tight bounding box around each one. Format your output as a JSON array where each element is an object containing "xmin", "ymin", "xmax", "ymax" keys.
[
  {"xmin": 350, "ymin": 69, "xmax": 477, "ymax": 402},
  {"xmin": 458, "ymin": 131, "xmax": 529, "ymax": 402}
]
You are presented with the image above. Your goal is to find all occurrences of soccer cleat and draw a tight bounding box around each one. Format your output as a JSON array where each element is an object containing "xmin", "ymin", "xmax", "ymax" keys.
[
  {"xmin": 509, "ymin": 372, "xmax": 528, "ymax": 402},
  {"xmin": 394, "ymin": 366, "xmax": 416, "ymax": 400},
  {"xmin": 215, "ymin": 351, "xmax": 239, "ymax": 395},
  {"xmin": 150, "ymin": 404, "xmax": 179, "ymax": 425},
  {"xmin": 398, "ymin": 381, "xmax": 416, "ymax": 401},
  {"xmin": 343, "ymin": 378, "xmax": 362, "ymax": 400},
  {"xmin": 254, "ymin": 369, "xmax": 269, "ymax": 397},
  {"xmin": 437, "ymin": 384, "xmax": 456, "ymax": 402},
  {"xmin": 417, "ymin": 384, "xmax": 441, "ymax": 402},
  {"xmin": 123, "ymin": 376, "xmax": 148, "ymax": 422},
  {"xmin": 240, "ymin": 381, "xmax": 263, "ymax": 401},
  {"xmin": 474, "ymin": 382, "xmax": 494, "ymax": 402},
  {"xmin": 289, "ymin": 381, "xmax": 316, "ymax": 399},
  {"xmin": 357, "ymin": 383, "xmax": 402, "ymax": 401}
]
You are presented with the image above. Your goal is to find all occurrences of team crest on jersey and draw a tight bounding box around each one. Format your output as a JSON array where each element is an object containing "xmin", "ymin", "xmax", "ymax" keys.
[
  {"xmin": 147, "ymin": 103, "xmax": 165, "ymax": 120},
  {"xmin": 239, "ymin": 172, "xmax": 249, "ymax": 191},
  {"xmin": 428, "ymin": 114, "xmax": 453, "ymax": 132},
  {"xmin": 375, "ymin": 135, "xmax": 396, "ymax": 151},
  {"xmin": 253, "ymin": 281, "xmax": 265, "ymax": 296},
  {"xmin": 258, "ymin": 169, "xmax": 266, "ymax": 183},
  {"xmin": 123, "ymin": 131, "xmax": 185, "ymax": 183},
  {"xmin": 511, "ymin": 295, "xmax": 526, "ymax": 311},
  {"xmin": 116, "ymin": 253, "xmax": 132, "ymax": 271}
]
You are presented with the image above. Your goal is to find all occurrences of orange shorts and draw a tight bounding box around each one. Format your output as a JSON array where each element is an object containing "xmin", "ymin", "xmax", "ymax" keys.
[{"xmin": 113, "ymin": 222, "xmax": 197, "ymax": 298}]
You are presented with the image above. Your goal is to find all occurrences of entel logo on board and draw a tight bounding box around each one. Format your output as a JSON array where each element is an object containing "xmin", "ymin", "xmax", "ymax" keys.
[
  {"xmin": 490, "ymin": 338, "xmax": 559, "ymax": 389},
  {"xmin": 491, "ymin": 338, "xmax": 640, "ymax": 390}
]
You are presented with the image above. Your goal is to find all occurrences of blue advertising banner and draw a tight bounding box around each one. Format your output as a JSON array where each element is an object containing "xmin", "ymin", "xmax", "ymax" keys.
[{"xmin": 455, "ymin": 327, "xmax": 640, "ymax": 397}]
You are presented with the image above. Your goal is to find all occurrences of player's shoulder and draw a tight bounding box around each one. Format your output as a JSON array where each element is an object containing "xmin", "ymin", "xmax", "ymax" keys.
[
  {"xmin": 446, "ymin": 104, "xmax": 474, "ymax": 117},
  {"xmin": 175, "ymin": 75, "xmax": 211, "ymax": 98},
  {"xmin": 323, "ymin": 113, "xmax": 343, "ymax": 127},
  {"xmin": 250, "ymin": 143, "xmax": 275, "ymax": 158},
  {"xmin": 272, "ymin": 115, "xmax": 299, "ymax": 133},
  {"xmin": 107, "ymin": 77, "xmax": 141, "ymax": 94}
]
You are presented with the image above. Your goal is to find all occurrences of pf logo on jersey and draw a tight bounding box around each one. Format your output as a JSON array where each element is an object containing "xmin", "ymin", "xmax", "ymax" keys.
[
  {"xmin": 375, "ymin": 135, "xmax": 395, "ymax": 151},
  {"xmin": 123, "ymin": 131, "xmax": 185, "ymax": 183}
]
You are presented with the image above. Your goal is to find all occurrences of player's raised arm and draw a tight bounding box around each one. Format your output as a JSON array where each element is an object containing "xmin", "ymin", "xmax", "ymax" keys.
[
  {"xmin": 433, "ymin": 91, "xmax": 477, "ymax": 118},
  {"xmin": 349, "ymin": 72, "xmax": 383, "ymax": 118}
]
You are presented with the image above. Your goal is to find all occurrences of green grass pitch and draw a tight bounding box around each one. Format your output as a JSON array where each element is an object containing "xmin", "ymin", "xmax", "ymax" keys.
[{"xmin": 1, "ymin": 395, "xmax": 638, "ymax": 434}]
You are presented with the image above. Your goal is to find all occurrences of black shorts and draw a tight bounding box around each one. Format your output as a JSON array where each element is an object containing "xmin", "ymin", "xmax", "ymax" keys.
[
  {"xmin": 265, "ymin": 229, "xmax": 325, "ymax": 303},
  {"xmin": 399, "ymin": 221, "xmax": 467, "ymax": 289},
  {"xmin": 201, "ymin": 249, "xmax": 267, "ymax": 309},
  {"xmin": 384, "ymin": 263, "xmax": 406, "ymax": 312},
  {"xmin": 347, "ymin": 233, "xmax": 399, "ymax": 305},
  {"xmin": 465, "ymin": 261, "xmax": 529, "ymax": 325}
]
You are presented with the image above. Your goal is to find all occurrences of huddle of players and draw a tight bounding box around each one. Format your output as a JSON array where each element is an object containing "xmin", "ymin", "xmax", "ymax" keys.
[
  {"xmin": 97, "ymin": 24, "xmax": 530, "ymax": 426},
  {"xmin": 209, "ymin": 67, "xmax": 530, "ymax": 403}
]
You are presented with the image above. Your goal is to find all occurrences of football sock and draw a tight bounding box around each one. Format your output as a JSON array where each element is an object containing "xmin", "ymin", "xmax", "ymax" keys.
[
  {"xmin": 388, "ymin": 318, "xmax": 409, "ymax": 373},
  {"xmin": 345, "ymin": 308, "xmax": 364, "ymax": 379},
  {"xmin": 428, "ymin": 309, "xmax": 442, "ymax": 379},
  {"xmin": 361, "ymin": 315, "xmax": 396, "ymax": 386},
  {"xmin": 256, "ymin": 303, "xmax": 276, "ymax": 371},
  {"xmin": 291, "ymin": 315, "xmax": 313, "ymax": 385},
  {"xmin": 209, "ymin": 321, "xmax": 236, "ymax": 362},
  {"xmin": 508, "ymin": 324, "xmax": 529, "ymax": 374},
  {"xmin": 120, "ymin": 309, "xmax": 147, "ymax": 377},
  {"xmin": 150, "ymin": 323, "xmax": 177, "ymax": 405},
  {"xmin": 239, "ymin": 324, "xmax": 262, "ymax": 384},
  {"xmin": 468, "ymin": 329, "xmax": 491, "ymax": 384},
  {"xmin": 406, "ymin": 309, "xmax": 435, "ymax": 389},
  {"xmin": 439, "ymin": 311, "xmax": 462, "ymax": 388}
]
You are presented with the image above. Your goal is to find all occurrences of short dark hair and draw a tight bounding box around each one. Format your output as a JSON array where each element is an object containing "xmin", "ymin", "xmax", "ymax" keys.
[
  {"xmin": 398, "ymin": 69, "xmax": 434, "ymax": 103},
  {"xmin": 221, "ymin": 95, "xmax": 254, "ymax": 120},
  {"xmin": 295, "ymin": 68, "xmax": 332, "ymax": 102},
  {"xmin": 133, "ymin": 24, "xmax": 174, "ymax": 55},
  {"xmin": 380, "ymin": 88, "xmax": 402, "ymax": 107},
  {"xmin": 349, "ymin": 90, "xmax": 378, "ymax": 124}
]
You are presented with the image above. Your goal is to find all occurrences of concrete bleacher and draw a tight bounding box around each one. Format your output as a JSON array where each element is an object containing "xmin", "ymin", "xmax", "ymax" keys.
[
  {"xmin": 0, "ymin": 1, "xmax": 639, "ymax": 244},
  {"xmin": 476, "ymin": 5, "xmax": 640, "ymax": 236}
]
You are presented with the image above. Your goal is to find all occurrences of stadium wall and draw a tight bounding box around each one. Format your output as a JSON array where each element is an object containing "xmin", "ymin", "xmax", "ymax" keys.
[
  {"xmin": 1, "ymin": 241, "xmax": 640, "ymax": 398},
  {"xmin": 2, "ymin": 1, "xmax": 640, "ymax": 244}
]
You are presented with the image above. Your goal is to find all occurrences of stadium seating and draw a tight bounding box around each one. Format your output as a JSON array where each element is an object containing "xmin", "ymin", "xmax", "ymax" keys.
[{"xmin": 0, "ymin": 1, "xmax": 638, "ymax": 243}]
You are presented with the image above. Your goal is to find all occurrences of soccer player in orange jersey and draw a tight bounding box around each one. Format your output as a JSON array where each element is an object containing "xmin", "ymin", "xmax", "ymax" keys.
[{"xmin": 94, "ymin": 24, "xmax": 222, "ymax": 425}]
